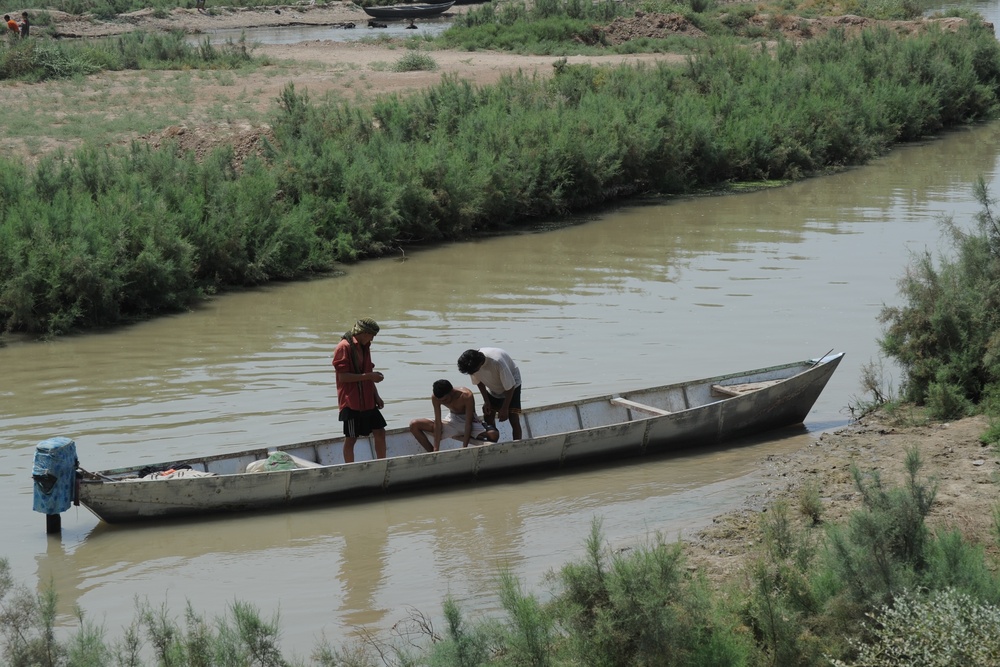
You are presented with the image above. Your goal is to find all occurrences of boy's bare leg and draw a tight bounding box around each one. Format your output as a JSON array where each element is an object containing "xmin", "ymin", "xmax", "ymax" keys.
[{"xmin": 408, "ymin": 419, "xmax": 435, "ymax": 452}]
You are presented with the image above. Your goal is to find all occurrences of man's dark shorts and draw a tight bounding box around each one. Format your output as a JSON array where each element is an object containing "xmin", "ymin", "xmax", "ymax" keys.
[
  {"xmin": 486, "ymin": 385, "xmax": 522, "ymax": 413},
  {"xmin": 339, "ymin": 408, "xmax": 387, "ymax": 437}
]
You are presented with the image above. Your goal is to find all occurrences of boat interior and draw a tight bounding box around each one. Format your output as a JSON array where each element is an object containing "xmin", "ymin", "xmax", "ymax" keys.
[{"xmin": 92, "ymin": 358, "xmax": 819, "ymax": 480}]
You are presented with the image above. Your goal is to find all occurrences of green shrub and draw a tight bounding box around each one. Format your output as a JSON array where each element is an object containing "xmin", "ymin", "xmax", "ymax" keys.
[
  {"xmin": 392, "ymin": 51, "xmax": 438, "ymax": 72},
  {"xmin": 881, "ymin": 177, "xmax": 1000, "ymax": 408},
  {"xmin": 742, "ymin": 499, "xmax": 831, "ymax": 665},
  {"xmin": 926, "ymin": 380, "xmax": 973, "ymax": 420},
  {"xmin": 830, "ymin": 588, "xmax": 1000, "ymax": 667},
  {"xmin": 0, "ymin": 558, "xmax": 64, "ymax": 667},
  {"xmin": 552, "ymin": 519, "xmax": 751, "ymax": 666},
  {"xmin": 425, "ymin": 597, "xmax": 494, "ymax": 667},
  {"xmin": 799, "ymin": 482, "xmax": 823, "ymax": 525},
  {"xmin": 980, "ymin": 383, "xmax": 1000, "ymax": 446},
  {"xmin": 924, "ymin": 528, "xmax": 1000, "ymax": 603},
  {"xmin": 848, "ymin": 357, "xmax": 898, "ymax": 420}
]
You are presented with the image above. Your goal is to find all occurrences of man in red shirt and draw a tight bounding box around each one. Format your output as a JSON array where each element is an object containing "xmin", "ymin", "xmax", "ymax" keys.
[{"xmin": 332, "ymin": 318, "xmax": 386, "ymax": 463}]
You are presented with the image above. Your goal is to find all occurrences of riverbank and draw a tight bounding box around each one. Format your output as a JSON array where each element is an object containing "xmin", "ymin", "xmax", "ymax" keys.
[
  {"xmin": 683, "ymin": 410, "xmax": 1000, "ymax": 583},
  {"xmin": 44, "ymin": 3, "xmax": 398, "ymax": 38}
]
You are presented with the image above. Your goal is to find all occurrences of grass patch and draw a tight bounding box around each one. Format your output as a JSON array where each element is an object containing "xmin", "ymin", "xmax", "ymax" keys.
[{"xmin": 391, "ymin": 51, "xmax": 438, "ymax": 72}]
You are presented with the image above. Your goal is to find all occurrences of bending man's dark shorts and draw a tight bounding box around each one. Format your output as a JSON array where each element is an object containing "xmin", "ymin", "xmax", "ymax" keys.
[
  {"xmin": 339, "ymin": 408, "xmax": 387, "ymax": 437},
  {"xmin": 486, "ymin": 385, "xmax": 522, "ymax": 413}
]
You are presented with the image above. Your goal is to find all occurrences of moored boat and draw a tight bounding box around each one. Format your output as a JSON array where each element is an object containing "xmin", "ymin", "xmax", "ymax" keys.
[
  {"xmin": 59, "ymin": 353, "xmax": 843, "ymax": 524},
  {"xmin": 360, "ymin": 1, "xmax": 455, "ymax": 20}
]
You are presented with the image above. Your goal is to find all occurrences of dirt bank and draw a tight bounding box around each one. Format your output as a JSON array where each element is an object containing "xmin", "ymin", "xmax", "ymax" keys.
[{"xmin": 683, "ymin": 411, "xmax": 999, "ymax": 582}]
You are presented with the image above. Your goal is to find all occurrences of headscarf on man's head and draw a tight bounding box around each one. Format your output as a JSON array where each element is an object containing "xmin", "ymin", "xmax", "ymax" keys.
[
  {"xmin": 341, "ymin": 319, "xmax": 380, "ymax": 371},
  {"xmin": 351, "ymin": 318, "xmax": 380, "ymax": 336}
]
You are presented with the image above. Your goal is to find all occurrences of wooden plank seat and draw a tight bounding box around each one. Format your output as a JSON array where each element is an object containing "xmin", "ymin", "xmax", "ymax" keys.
[
  {"xmin": 711, "ymin": 379, "xmax": 782, "ymax": 397},
  {"xmin": 610, "ymin": 397, "xmax": 672, "ymax": 416}
]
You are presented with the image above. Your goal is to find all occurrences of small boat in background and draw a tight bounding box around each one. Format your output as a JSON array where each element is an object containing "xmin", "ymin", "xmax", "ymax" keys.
[
  {"xmin": 360, "ymin": 1, "xmax": 455, "ymax": 20},
  {"xmin": 58, "ymin": 353, "xmax": 844, "ymax": 525}
]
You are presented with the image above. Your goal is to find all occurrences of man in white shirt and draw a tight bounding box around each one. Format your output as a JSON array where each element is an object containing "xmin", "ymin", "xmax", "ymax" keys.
[{"xmin": 457, "ymin": 347, "xmax": 523, "ymax": 440}]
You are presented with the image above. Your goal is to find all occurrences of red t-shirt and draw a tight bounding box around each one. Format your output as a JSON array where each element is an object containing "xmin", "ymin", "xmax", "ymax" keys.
[
  {"xmin": 7, "ymin": 20, "xmax": 19, "ymax": 33},
  {"xmin": 332, "ymin": 337, "xmax": 377, "ymax": 411}
]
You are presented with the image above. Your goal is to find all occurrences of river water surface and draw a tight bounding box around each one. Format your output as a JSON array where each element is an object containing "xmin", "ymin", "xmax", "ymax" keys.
[{"xmin": 4, "ymin": 95, "xmax": 1000, "ymax": 659}]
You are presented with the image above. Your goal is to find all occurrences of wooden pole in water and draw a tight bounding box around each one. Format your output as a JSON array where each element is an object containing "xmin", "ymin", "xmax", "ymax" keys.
[{"xmin": 46, "ymin": 514, "xmax": 61, "ymax": 534}]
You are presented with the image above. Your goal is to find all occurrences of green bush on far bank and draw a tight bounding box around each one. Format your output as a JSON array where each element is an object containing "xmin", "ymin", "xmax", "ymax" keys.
[
  {"xmin": 0, "ymin": 31, "xmax": 258, "ymax": 82},
  {"xmin": 443, "ymin": 0, "xmax": 629, "ymax": 54},
  {"xmin": 269, "ymin": 20, "xmax": 1000, "ymax": 245},
  {"xmin": 442, "ymin": 0, "xmax": 948, "ymax": 55}
]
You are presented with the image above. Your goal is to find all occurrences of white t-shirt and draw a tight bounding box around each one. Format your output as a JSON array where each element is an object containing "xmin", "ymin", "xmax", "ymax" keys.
[{"xmin": 471, "ymin": 347, "xmax": 521, "ymax": 398}]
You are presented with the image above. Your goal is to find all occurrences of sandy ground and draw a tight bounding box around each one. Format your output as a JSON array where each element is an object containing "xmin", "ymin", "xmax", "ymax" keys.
[
  {"xmin": 0, "ymin": 4, "xmax": 975, "ymax": 162},
  {"xmin": 40, "ymin": 0, "xmax": 689, "ymax": 98},
  {"xmin": 2, "ymin": 3, "xmax": 689, "ymax": 161},
  {"xmin": 683, "ymin": 411, "xmax": 1000, "ymax": 582}
]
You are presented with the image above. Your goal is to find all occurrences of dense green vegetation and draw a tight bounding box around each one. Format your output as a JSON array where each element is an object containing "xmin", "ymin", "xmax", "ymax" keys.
[
  {"xmin": 6, "ymin": 449, "xmax": 1000, "ymax": 665},
  {"xmin": 440, "ymin": 0, "xmax": 629, "ymax": 55},
  {"xmin": 878, "ymin": 179, "xmax": 1000, "ymax": 423},
  {"xmin": 0, "ymin": 31, "xmax": 259, "ymax": 82},
  {"xmin": 3, "ymin": 10, "xmax": 999, "ymax": 336}
]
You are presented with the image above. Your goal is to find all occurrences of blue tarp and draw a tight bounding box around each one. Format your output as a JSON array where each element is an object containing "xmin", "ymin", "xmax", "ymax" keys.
[{"xmin": 32, "ymin": 437, "xmax": 77, "ymax": 515}]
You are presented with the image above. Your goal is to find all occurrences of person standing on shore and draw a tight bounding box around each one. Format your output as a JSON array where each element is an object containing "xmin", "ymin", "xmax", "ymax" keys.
[
  {"xmin": 333, "ymin": 318, "xmax": 387, "ymax": 463},
  {"xmin": 457, "ymin": 347, "xmax": 523, "ymax": 441},
  {"xmin": 5, "ymin": 15, "xmax": 19, "ymax": 36},
  {"xmin": 18, "ymin": 12, "xmax": 28, "ymax": 37}
]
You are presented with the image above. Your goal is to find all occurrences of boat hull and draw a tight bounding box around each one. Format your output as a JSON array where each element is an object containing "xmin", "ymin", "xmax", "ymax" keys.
[
  {"xmin": 77, "ymin": 354, "xmax": 843, "ymax": 524},
  {"xmin": 361, "ymin": 1, "xmax": 455, "ymax": 20}
]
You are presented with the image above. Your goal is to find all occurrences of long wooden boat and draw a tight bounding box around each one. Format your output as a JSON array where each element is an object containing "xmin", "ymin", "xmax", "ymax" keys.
[
  {"xmin": 360, "ymin": 1, "xmax": 455, "ymax": 19},
  {"xmin": 74, "ymin": 353, "xmax": 843, "ymax": 524}
]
